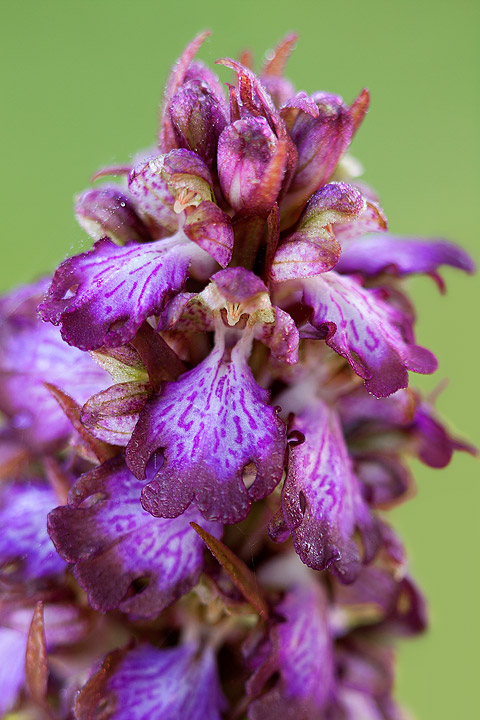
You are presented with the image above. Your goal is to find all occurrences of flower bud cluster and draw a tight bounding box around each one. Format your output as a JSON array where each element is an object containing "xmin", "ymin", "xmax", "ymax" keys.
[{"xmin": 0, "ymin": 32, "xmax": 475, "ymax": 719}]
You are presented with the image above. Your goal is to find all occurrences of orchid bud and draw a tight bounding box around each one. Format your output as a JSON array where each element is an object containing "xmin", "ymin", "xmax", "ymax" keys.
[
  {"xmin": 75, "ymin": 187, "xmax": 151, "ymax": 244},
  {"xmin": 217, "ymin": 116, "xmax": 286, "ymax": 214},
  {"xmin": 169, "ymin": 80, "xmax": 227, "ymax": 166},
  {"xmin": 281, "ymin": 93, "xmax": 355, "ymax": 226}
]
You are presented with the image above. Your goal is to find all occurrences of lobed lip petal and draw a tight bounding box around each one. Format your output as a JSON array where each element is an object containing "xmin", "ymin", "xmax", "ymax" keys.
[
  {"xmin": 38, "ymin": 235, "xmax": 208, "ymax": 350},
  {"xmin": 169, "ymin": 79, "xmax": 228, "ymax": 167},
  {"xmin": 247, "ymin": 582, "xmax": 335, "ymax": 719},
  {"xmin": 0, "ymin": 480, "xmax": 66, "ymax": 583},
  {"xmin": 75, "ymin": 186, "xmax": 152, "ymax": 244},
  {"xmin": 74, "ymin": 642, "xmax": 226, "ymax": 720},
  {"xmin": 0, "ymin": 281, "xmax": 110, "ymax": 449},
  {"xmin": 47, "ymin": 458, "xmax": 222, "ymax": 617},
  {"xmin": 271, "ymin": 182, "xmax": 365, "ymax": 281},
  {"xmin": 128, "ymin": 337, "xmax": 286, "ymax": 525},
  {"xmin": 298, "ymin": 271, "xmax": 437, "ymax": 397},
  {"xmin": 274, "ymin": 401, "xmax": 380, "ymax": 583},
  {"xmin": 335, "ymin": 233, "xmax": 476, "ymax": 279}
]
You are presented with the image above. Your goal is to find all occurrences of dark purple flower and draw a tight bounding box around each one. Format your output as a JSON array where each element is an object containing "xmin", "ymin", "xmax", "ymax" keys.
[{"xmin": 48, "ymin": 458, "xmax": 221, "ymax": 617}]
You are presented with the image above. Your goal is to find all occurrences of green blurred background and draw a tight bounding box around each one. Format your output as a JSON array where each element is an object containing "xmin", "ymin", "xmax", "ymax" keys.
[{"xmin": 0, "ymin": 1, "xmax": 478, "ymax": 716}]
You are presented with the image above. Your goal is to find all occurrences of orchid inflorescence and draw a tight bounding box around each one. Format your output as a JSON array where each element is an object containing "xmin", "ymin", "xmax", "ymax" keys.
[{"xmin": 0, "ymin": 32, "xmax": 475, "ymax": 720}]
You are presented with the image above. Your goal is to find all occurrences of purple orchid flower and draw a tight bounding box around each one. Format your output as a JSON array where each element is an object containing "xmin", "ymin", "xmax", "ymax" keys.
[{"xmin": 0, "ymin": 31, "xmax": 475, "ymax": 719}]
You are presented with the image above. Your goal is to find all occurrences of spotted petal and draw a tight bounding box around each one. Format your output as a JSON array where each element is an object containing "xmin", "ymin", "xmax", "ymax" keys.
[
  {"xmin": 39, "ymin": 235, "xmax": 211, "ymax": 350},
  {"xmin": 74, "ymin": 642, "xmax": 226, "ymax": 720},
  {"xmin": 298, "ymin": 271, "xmax": 437, "ymax": 397},
  {"xmin": 47, "ymin": 458, "xmax": 222, "ymax": 617},
  {"xmin": 273, "ymin": 401, "xmax": 380, "ymax": 583},
  {"xmin": 128, "ymin": 337, "xmax": 286, "ymax": 524}
]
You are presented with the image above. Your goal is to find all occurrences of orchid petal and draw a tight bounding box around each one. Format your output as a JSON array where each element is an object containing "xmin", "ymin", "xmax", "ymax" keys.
[
  {"xmin": 47, "ymin": 458, "xmax": 222, "ymax": 617},
  {"xmin": 129, "ymin": 336, "xmax": 286, "ymax": 524}
]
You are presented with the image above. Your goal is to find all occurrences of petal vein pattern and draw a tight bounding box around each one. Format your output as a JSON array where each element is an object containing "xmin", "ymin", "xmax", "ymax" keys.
[
  {"xmin": 128, "ymin": 337, "xmax": 286, "ymax": 524},
  {"xmin": 47, "ymin": 458, "xmax": 222, "ymax": 617},
  {"xmin": 299, "ymin": 271, "xmax": 437, "ymax": 397},
  {"xmin": 278, "ymin": 401, "xmax": 379, "ymax": 583},
  {"xmin": 39, "ymin": 235, "xmax": 212, "ymax": 350},
  {"xmin": 74, "ymin": 642, "xmax": 226, "ymax": 720}
]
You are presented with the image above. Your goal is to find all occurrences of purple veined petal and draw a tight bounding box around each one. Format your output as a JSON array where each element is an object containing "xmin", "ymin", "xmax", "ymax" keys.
[
  {"xmin": 273, "ymin": 400, "xmax": 380, "ymax": 583},
  {"xmin": 0, "ymin": 283, "xmax": 110, "ymax": 449},
  {"xmin": 81, "ymin": 381, "xmax": 153, "ymax": 447},
  {"xmin": 0, "ymin": 480, "xmax": 66, "ymax": 583},
  {"xmin": 128, "ymin": 330, "xmax": 286, "ymax": 524},
  {"xmin": 0, "ymin": 626, "xmax": 27, "ymax": 716},
  {"xmin": 75, "ymin": 186, "xmax": 152, "ymax": 244},
  {"xmin": 247, "ymin": 582, "xmax": 335, "ymax": 719},
  {"xmin": 47, "ymin": 458, "xmax": 222, "ymax": 618},
  {"xmin": 298, "ymin": 271, "xmax": 437, "ymax": 397},
  {"xmin": 169, "ymin": 79, "xmax": 228, "ymax": 167},
  {"xmin": 271, "ymin": 182, "xmax": 365, "ymax": 282},
  {"xmin": 74, "ymin": 641, "xmax": 226, "ymax": 720},
  {"xmin": 38, "ymin": 234, "xmax": 212, "ymax": 351},
  {"xmin": 335, "ymin": 233, "xmax": 476, "ymax": 280}
]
